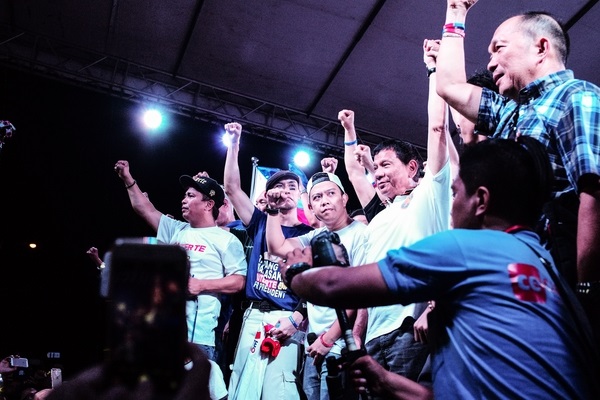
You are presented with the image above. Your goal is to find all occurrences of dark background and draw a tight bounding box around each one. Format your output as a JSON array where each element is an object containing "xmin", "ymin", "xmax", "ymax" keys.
[{"xmin": 0, "ymin": 65, "xmax": 359, "ymax": 378}]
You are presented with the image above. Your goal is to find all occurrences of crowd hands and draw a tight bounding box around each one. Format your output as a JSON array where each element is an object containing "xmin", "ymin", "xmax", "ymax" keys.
[{"xmin": 42, "ymin": 0, "xmax": 600, "ymax": 398}]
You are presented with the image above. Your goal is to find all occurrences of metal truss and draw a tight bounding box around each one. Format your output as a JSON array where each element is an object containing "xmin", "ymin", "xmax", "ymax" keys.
[{"xmin": 0, "ymin": 29, "xmax": 393, "ymax": 158}]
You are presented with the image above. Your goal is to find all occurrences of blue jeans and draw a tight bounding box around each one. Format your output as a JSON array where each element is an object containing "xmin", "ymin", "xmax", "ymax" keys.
[
  {"xmin": 365, "ymin": 322, "xmax": 429, "ymax": 384},
  {"xmin": 303, "ymin": 353, "xmax": 334, "ymax": 400},
  {"xmin": 193, "ymin": 343, "xmax": 216, "ymax": 362},
  {"xmin": 302, "ymin": 353, "xmax": 358, "ymax": 400}
]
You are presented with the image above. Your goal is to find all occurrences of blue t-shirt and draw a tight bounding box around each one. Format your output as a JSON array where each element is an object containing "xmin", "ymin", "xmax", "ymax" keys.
[
  {"xmin": 378, "ymin": 228, "xmax": 598, "ymax": 399},
  {"xmin": 244, "ymin": 207, "xmax": 313, "ymax": 310}
]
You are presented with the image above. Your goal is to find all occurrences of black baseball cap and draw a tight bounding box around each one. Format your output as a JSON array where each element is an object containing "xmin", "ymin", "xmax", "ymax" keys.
[
  {"xmin": 265, "ymin": 170, "xmax": 300, "ymax": 191},
  {"xmin": 179, "ymin": 175, "xmax": 225, "ymax": 208}
]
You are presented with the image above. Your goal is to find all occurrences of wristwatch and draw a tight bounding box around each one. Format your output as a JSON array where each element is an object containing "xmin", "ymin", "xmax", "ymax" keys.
[
  {"xmin": 265, "ymin": 206, "xmax": 279, "ymax": 216},
  {"xmin": 285, "ymin": 262, "xmax": 312, "ymax": 287}
]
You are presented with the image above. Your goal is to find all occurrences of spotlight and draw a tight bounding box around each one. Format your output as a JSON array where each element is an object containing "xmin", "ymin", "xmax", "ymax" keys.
[
  {"xmin": 293, "ymin": 150, "xmax": 310, "ymax": 168},
  {"xmin": 142, "ymin": 109, "xmax": 163, "ymax": 130},
  {"xmin": 222, "ymin": 131, "xmax": 232, "ymax": 147}
]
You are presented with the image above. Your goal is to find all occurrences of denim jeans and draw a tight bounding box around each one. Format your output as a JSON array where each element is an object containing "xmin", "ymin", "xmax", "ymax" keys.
[
  {"xmin": 193, "ymin": 343, "xmax": 216, "ymax": 362},
  {"xmin": 302, "ymin": 352, "xmax": 359, "ymax": 400},
  {"xmin": 365, "ymin": 322, "xmax": 429, "ymax": 399}
]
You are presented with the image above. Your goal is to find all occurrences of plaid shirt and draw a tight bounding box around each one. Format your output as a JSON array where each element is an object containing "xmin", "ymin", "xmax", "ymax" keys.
[{"xmin": 476, "ymin": 69, "xmax": 600, "ymax": 198}]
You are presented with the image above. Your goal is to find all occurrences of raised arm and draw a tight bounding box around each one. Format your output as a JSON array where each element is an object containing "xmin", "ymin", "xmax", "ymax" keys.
[
  {"xmin": 339, "ymin": 109, "xmax": 377, "ymax": 207},
  {"xmin": 114, "ymin": 160, "xmax": 162, "ymax": 231},
  {"xmin": 265, "ymin": 187, "xmax": 303, "ymax": 257},
  {"xmin": 436, "ymin": 0, "xmax": 482, "ymax": 123},
  {"xmin": 223, "ymin": 122, "xmax": 255, "ymax": 225},
  {"xmin": 86, "ymin": 247, "xmax": 104, "ymax": 269},
  {"xmin": 424, "ymin": 39, "xmax": 450, "ymax": 175},
  {"xmin": 301, "ymin": 166, "xmax": 323, "ymax": 229},
  {"xmin": 321, "ymin": 157, "xmax": 338, "ymax": 174}
]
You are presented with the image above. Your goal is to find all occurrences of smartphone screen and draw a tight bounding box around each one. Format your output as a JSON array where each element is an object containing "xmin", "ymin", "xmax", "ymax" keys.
[{"xmin": 105, "ymin": 241, "xmax": 189, "ymax": 394}]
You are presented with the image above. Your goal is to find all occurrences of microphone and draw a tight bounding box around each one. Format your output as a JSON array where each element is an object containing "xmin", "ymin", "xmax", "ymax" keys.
[{"xmin": 307, "ymin": 332, "xmax": 317, "ymax": 345}]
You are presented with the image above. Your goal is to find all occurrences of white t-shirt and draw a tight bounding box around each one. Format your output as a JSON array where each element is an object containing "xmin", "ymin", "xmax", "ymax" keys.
[
  {"xmin": 363, "ymin": 161, "xmax": 451, "ymax": 343},
  {"xmin": 296, "ymin": 220, "xmax": 367, "ymax": 353},
  {"xmin": 157, "ymin": 217, "xmax": 248, "ymax": 346}
]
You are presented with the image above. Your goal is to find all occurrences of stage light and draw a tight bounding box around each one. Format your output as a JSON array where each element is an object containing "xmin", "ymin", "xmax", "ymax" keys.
[
  {"xmin": 293, "ymin": 150, "xmax": 310, "ymax": 168},
  {"xmin": 222, "ymin": 131, "xmax": 232, "ymax": 147},
  {"xmin": 143, "ymin": 109, "xmax": 163, "ymax": 129}
]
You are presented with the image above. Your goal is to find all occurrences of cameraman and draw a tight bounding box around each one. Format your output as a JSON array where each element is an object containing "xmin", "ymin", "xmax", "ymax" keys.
[
  {"xmin": 278, "ymin": 138, "xmax": 600, "ymax": 399},
  {"xmin": 266, "ymin": 172, "xmax": 367, "ymax": 400}
]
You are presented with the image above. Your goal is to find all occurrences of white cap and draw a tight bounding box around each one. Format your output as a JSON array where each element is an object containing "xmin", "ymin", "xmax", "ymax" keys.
[{"xmin": 306, "ymin": 172, "xmax": 345, "ymax": 195}]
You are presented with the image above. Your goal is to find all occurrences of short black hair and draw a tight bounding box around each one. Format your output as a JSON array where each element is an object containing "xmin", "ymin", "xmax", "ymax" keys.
[
  {"xmin": 372, "ymin": 139, "xmax": 425, "ymax": 181},
  {"xmin": 458, "ymin": 137, "xmax": 553, "ymax": 227},
  {"xmin": 467, "ymin": 68, "xmax": 498, "ymax": 93}
]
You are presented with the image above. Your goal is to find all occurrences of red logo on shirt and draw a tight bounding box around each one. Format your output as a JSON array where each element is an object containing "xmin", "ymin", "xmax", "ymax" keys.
[{"xmin": 507, "ymin": 263, "xmax": 547, "ymax": 303}]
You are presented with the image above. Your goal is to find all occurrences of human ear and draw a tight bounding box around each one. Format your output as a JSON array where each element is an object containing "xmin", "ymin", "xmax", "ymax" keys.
[{"xmin": 474, "ymin": 186, "xmax": 490, "ymax": 217}]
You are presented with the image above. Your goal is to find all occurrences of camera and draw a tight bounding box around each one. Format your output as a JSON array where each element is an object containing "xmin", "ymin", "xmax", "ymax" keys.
[
  {"xmin": 310, "ymin": 231, "xmax": 349, "ymax": 267},
  {"xmin": 105, "ymin": 239, "xmax": 190, "ymax": 394},
  {"xmin": 286, "ymin": 231, "xmax": 350, "ymax": 287},
  {"xmin": 9, "ymin": 357, "xmax": 29, "ymax": 368},
  {"xmin": 309, "ymin": 232, "xmax": 370, "ymax": 399}
]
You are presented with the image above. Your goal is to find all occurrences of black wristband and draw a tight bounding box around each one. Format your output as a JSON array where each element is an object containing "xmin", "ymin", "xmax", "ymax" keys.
[
  {"xmin": 265, "ymin": 207, "xmax": 279, "ymax": 216},
  {"xmin": 285, "ymin": 262, "xmax": 311, "ymax": 288},
  {"xmin": 125, "ymin": 180, "xmax": 137, "ymax": 189},
  {"xmin": 427, "ymin": 67, "xmax": 436, "ymax": 78},
  {"xmin": 293, "ymin": 300, "xmax": 308, "ymax": 319}
]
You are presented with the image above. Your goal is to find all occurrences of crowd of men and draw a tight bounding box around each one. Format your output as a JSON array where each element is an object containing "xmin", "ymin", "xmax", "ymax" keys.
[{"xmin": 6, "ymin": 1, "xmax": 596, "ymax": 399}]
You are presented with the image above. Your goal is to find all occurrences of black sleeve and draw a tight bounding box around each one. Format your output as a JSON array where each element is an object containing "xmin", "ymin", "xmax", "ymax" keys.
[{"xmin": 363, "ymin": 194, "xmax": 385, "ymax": 222}]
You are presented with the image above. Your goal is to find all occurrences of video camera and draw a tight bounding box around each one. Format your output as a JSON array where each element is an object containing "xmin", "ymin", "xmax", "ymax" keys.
[
  {"xmin": 310, "ymin": 231, "xmax": 350, "ymax": 267},
  {"xmin": 306, "ymin": 231, "xmax": 369, "ymax": 400}
]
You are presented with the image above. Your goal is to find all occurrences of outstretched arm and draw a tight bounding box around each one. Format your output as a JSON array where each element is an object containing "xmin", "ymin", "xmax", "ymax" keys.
[
  {"xmin": 279, "ymin": 247, "xmax": 394, "ymax": 309},
  {"xmin": 223, "ymin": 122, "xmax": 255, "ymax": 225},
  {"xmin": 423, "ymin": 39, "xmax": 449, "ymax": 175},
  {"xmin": 86, "ymin": 247, "xmax": 104, "ymax": 269},
  {"xmin": 339, "ymin": 109, "xmax": 377, "ymax": 208},
  {"xmin": 436, "ymin": 0, "xmax": 482, "ymax": 123},
  {"xmin": 114, "ymin": 160, "xmax": 162, "ymax": 231}
]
